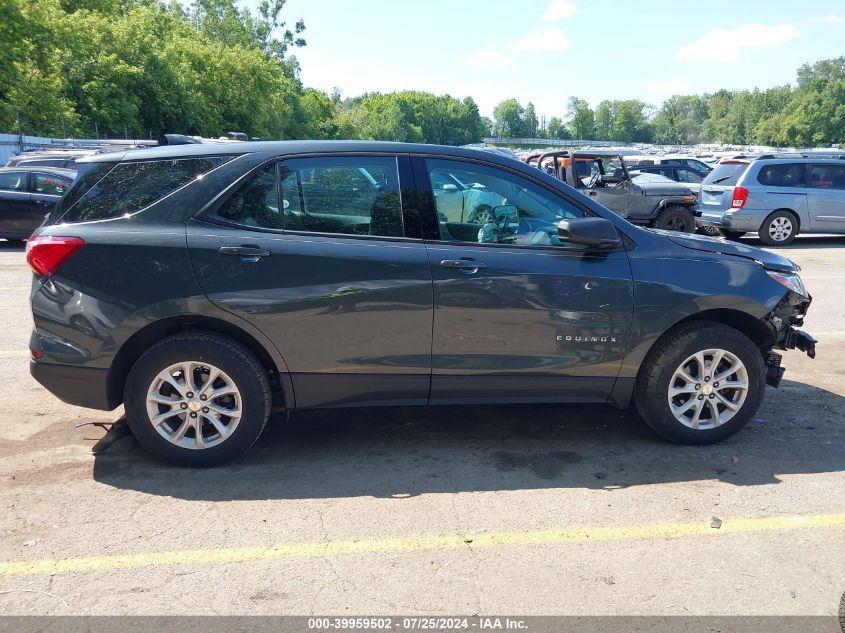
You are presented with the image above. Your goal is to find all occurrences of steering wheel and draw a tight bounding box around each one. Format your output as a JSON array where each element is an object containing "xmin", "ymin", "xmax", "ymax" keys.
[{"xmin": 467, "ymin": 204, "xmax": 494, "ymax": 224}]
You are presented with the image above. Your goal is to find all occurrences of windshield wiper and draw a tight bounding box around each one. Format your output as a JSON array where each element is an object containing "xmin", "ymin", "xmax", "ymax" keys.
[{"xmin": 709, "ymin": 176, "xmax": 733, "ymax": 185}]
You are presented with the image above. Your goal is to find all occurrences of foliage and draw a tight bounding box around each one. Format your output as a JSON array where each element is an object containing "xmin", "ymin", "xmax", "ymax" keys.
[
  {"xmin": 1, "ymin": 3, "xmax": 843, "ymax": 149},
  {"xmin": 566, "ymin": 97, "xmax": 595, "ymax": 140},
  {"xmin": 489, "ymin": 57, "xmax": 845, "ymax": 148}
]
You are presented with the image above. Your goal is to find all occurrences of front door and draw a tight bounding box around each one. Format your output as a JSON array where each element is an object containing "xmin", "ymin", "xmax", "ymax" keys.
[
  {"xmin": 807, "ymin": 163, "xmax": 845, "ymax": 232},
  {"xmin": 188, "ymin": 154, "xmax": 434, "ymax": 409},
  {"xmin": 414, "ymin": 156, "xmax": 634, "ymax": 403},
  {"xmin": 584, "ymin": 157, "xmax": 631, "ymax": 217}
]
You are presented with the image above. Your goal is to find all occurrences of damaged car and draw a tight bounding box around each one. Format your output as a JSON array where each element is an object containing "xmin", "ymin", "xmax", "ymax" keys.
[{"xmin": 27, "ymin": 141, "xmax": 816, "ymax": 466}]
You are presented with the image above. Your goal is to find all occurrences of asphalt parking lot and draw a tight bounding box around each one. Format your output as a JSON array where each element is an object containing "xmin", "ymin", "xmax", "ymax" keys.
[{"xmin": 0, "ymin": 236, "xmax": 843, "ymax": 616}]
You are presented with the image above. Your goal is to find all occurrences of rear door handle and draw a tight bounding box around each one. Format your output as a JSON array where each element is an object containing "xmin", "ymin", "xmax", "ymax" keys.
[
  {"xmin": 440, "ymin": 258, "xmax": 487, "ymax": 272},
  {"xmin": 218, "ymin": 246, "xmax": 271, "ymax": 261}
]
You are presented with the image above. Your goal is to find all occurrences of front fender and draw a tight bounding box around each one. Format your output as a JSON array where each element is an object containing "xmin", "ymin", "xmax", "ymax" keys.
[{"xmin": 620, "ymin": 255, "xmax": 783, "ymax": 379}]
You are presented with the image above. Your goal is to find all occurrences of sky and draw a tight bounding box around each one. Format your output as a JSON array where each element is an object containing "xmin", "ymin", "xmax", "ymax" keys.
[{"xmin": 239, "ymin": 0, "xmax": 845, "ymax": 119}]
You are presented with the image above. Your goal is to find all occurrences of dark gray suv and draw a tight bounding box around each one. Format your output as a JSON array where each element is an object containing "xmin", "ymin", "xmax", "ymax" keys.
[{"xmin": 27, "ymin": 142, "xmax": 817, "ymax": 466}]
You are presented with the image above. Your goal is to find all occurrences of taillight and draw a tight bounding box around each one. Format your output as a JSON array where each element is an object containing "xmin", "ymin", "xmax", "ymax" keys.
[
  {"xmin": 26, "ymin": 236, "xmax": 85, "ymax": 276},
  {"xmin": 731, "ymin": 186, "xmax": 749, "ymax": 209}
]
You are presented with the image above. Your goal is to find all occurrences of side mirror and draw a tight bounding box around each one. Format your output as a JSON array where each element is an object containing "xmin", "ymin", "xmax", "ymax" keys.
[
  {"xmin": 442, "ymin": 183, "xmax": 459, "ymax": 193},
  {"xmin": 557, "ymin": 217, "xmax": 621, "ymax": 249},
  {"xmin": 599, "ymin": 173, "xmax": 623, "ymax": 185}
]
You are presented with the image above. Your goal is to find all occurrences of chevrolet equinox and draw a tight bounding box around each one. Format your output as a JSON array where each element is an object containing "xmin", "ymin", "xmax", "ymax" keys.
[{"xmin": 27, "ymin": 142, "xmax": 817, "ymax": 466}]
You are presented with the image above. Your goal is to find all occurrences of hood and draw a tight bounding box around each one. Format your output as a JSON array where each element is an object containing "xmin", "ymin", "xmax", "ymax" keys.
[
  {"xmin": 664, "ymin": 232, "xmax": 800, "ymax": 272},
  {"xmin": 637, "ymin": 181, "xmax": 695, "ymax": 196}
]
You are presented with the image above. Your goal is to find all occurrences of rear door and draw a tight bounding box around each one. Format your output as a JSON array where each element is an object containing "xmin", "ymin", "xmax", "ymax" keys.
[
  {"xmin": 698, "ymin": 160, "xmax": 749, "ymax": 217},
  {"xmin": 29, "ymin": 172, "xmax": 74, "ymax": 232},
  {"xmin": 0, "ymin": 171, "xmax": 31, "ymax": 237},
  {"xmin": 806, "ymin": 163, "xmax": 845, "ymax": 232},
  {"xmin": 187, "ymin": 154, "xmax": 434, "ymax": 409},
  {"xmin": 414, "ymin": 155, "xmax": 633, "ymax": 403}
]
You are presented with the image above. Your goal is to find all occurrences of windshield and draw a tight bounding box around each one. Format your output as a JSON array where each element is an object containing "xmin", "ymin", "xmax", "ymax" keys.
[{"xmin": 702, "ymin": 162, "xmax": 749, "ymax": 186}]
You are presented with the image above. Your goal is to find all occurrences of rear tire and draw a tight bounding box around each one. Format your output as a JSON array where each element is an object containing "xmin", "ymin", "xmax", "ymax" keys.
[
  {"xmin": 634, "ymin": 322, "xmax": 766, "ymax": 444},
  {"xmin": 653, "ymin": 205, "xmax": 695, "ymax": 233},
  {"xmin": 124, "ymin": 332, "xmax": 271, "ymax": 467},
  {"xmin": 758, "ymin": 210, "xmax": 797, "ymax": 246}
]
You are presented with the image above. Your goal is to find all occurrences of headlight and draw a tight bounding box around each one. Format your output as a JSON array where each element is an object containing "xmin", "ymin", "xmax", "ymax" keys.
[{"xmin": 767, "ymin": 270, "xmax": 808, "ymax": 297}]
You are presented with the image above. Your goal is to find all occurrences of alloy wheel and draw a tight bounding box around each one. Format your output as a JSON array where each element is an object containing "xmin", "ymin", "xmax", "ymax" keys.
[
  {"xmin": 667, "ymin": 349, "xmax": 749, "ymax": 430},
  {"xmin": 145, "ymin": 361, "xmax": 242, "ymax": 449}
]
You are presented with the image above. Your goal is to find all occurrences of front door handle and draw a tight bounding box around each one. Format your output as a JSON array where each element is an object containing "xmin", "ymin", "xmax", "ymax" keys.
[
  {"xmin": 440, "ymin": 258, "xmax": 487, "ymax": 272},
  {"xmin": 218, "ymin": 246, "xmax": 271, "ymax": 261},
  {"xmin": 588, "ymin": 191, "xmax": 597, "ymax": 196}
]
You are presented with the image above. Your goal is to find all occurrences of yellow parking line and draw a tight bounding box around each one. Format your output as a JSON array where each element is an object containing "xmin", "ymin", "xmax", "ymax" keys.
[
  {"xmin": 0, "ymin": 350, "xmax": 28, "ymax": 356},
  {"xmin": 1, "ymin": 513, "xmax": 843, "ymax": 578}
]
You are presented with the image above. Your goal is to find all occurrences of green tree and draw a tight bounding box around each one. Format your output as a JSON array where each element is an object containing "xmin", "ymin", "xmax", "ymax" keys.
[
  {"xmin": 546, "ymin": 116, "xmax": 568, "ymax": 139},
  {"xmin": 567, "ymin": 97, "xmax": 594, "ymax": 139},
  {"xmin": 594, "ymin": 101, "xmax": 613, "ymax": 140},
  {"xmin": 524, "ymin": 102, "xmax": 539, "ymax": 137},
  {"xmin": 492, "ymin": 98, "xmax": 527, "ymax": 138}
]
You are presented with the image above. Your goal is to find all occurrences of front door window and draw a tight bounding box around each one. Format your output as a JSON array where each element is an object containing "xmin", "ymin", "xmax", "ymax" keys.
[{"xmin": 425, "ymin": 159, "xmax": 587, "ymax": 248}]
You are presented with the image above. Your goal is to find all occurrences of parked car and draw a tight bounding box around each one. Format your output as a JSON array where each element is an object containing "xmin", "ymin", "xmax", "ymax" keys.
[
  {"xmin": 625, "ymin": 155, "xmax": 713, "ymax": 174},
  {"xmin": 628, "ymin": 164, "xmax": 706, "ymax": 191},
  {"xmin": 0, "ymin": 166, "xmax": 76, "ymax": 241},
  {"xmin": 6, "ymin": 150, "xmax": 103, "ymax": 169},
  {"xmin": 27, "ymin": 141, "xmax": 815, "ymax": 466},
  {"xmin": 696, "ymin": 156, "xmax": 845, "ymax": 245},
  {"xmin": 627, "ymin": 165, "xmax": 721, "ymax": 235},
  {"xmin": 533, "ymin": 150, "xmax": 699, "ymax": 232}
]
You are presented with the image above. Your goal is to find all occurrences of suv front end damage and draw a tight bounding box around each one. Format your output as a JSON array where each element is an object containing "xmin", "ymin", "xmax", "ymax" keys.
[{"xmin": 762, "ymin": 288, "xmax": 816, "ymax": 387}]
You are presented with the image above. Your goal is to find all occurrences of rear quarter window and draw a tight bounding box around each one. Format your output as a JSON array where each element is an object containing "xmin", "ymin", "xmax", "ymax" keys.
[
  {"xmin": 57, "ymin": 157, "xmax": 231, "ymax": 223},
  {"xmin": 702, "ymin": 162, "xmax": 749, "ymax": 187}
]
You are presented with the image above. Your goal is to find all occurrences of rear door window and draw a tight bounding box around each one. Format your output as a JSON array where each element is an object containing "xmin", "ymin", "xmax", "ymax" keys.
[
  {"xmin": 0, "ymin": 172, "xmax": 26, "ymax": 191},
  {"xmin": 59, "ymin": 157, "xmax": 231, "ymax": 223},
  {"xmin": 808, "ymin": 164, "xmax": 845, "ymax": 190},
  {"xmin": 757, "ymin": 163, "xmax": 806, "ymax": 188},
  {"xmin": 675, "ymin": 168, "xmax": 703, "ymax": 183},
  {"xmin": 281, "ymin": 156, "xmax": 405, "ymax": 238},
  {"xmin": 702, "ymin": 162, "xmax": 749, "ymax": 187},
  {"xmin": 33, "ymin": 173, "xmax": 73, "ymax": 196}
]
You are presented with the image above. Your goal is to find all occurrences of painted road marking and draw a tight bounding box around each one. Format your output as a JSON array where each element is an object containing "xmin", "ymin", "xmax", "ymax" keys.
[{"xmin": 1, "ymin": 513, "xmax": 843, "ymax": 578}]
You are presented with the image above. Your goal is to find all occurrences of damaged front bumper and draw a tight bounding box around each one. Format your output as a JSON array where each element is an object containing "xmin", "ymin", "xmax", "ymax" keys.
[
  {"xmin": 783, "ymin": 327, "xmax": 817, "ymax": 359},
  {"xmin": 763, "ymin": 292, "xmax": 816, "ymax": 387}
]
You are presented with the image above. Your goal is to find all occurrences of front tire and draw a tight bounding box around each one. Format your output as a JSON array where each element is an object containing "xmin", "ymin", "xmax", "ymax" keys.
[
  {"xmin": 124, "ymin": 333, "xmax": 271, "ymax": 467},
  {"xmin": 758, "ymin": 210, "xmax": 797, "ymax": 246},
  {"xmin": 634, "ymin": 322, "xmax": 766, "ymax": 444},
  {"xmin": 653, "ymin": 205, "xmax": 695, "ymax": 233}
]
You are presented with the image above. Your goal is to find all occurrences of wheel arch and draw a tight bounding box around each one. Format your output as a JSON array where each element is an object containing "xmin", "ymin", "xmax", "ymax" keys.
[
  {"xmin": 651, "ymin": 309, "xmax": 774, "ymax": 358},
  {"xmin": 653, "ymin": 198, "xmax": 696, "ymax": 215},
  {"xmin": 766, "ymin": 208, "xmax": 802, "ymax": 231},
  {"xmin": 610, "ymin": 308, "xmax": 774, "ymax": 409},
  {"xmin": 106, "ymin": 315, "xmax": 294, "ymax": 411}
]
